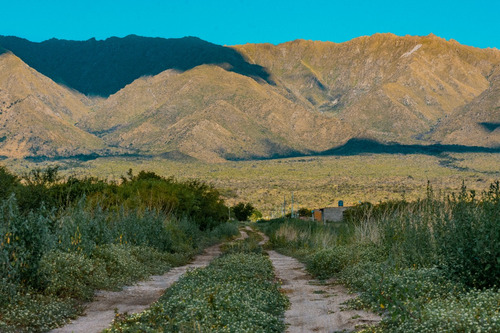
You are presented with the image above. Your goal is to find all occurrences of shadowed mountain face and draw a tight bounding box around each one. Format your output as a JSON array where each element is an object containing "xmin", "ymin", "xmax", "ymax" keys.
[
  {"xmin": 0, "ymin": 35, "xmax": 272, "ymax": 97},
  {"xmin": 320, "ymin": 138, "xmax": 500, "ymax": 156},
  {"xmin": 481, "ymin": 123, "xmax": 500, "ymax": 132},
  {"xmin": 0, "ymin": 34, "xmax": 499, "ymax": 162}
]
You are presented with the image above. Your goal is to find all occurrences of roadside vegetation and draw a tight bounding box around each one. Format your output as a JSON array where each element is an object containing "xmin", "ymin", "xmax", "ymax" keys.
[
  {"xmin": 258, "ymin": 181, "xmax": 500, "ymax": 332},
  {"xmin": 105, "ymin": 229, "xmax": 288, "ymax": 332},
  {"xmin": 0, "ymin": 165, "xmax": 238, "ymax": 332}
]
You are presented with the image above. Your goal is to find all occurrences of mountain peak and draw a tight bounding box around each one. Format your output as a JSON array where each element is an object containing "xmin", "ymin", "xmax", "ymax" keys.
[
  {"xmin": 0, "ymin": 35, "xmax": 273, "ymax": 96},
  {"xmin": 1, "ymin": 33, "xmax": 499, "ymax": 162},
  {"xmin": 0, "ymin": 54, "xmax": 106, "ymax": 159}
]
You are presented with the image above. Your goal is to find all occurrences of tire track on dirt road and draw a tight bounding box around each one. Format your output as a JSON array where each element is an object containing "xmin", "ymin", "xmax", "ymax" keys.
[
  {"xmin": 256, "ymin": 228, "xmax": 381, "ymax": 332},
  {"xmin": 51, "ymin": 244, "xmax": 224, "ymax": 333}
]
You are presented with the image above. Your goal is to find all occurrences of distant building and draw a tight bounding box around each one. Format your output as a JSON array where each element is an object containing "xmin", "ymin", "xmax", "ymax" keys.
[{"xmin": 313, "ymin": 205, "xmax": 349, "ymax": 223}]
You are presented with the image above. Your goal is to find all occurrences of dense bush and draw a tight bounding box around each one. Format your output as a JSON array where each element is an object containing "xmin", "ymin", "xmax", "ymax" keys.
[
  {"xmin": 394, "ymin": 288, "xmax": 500, "ymax": 333},
  {"xmin": 39, "ymin": 250, "xmax": 106, "ymax": 300},
  {"xmin": 0, "ymin": 294, "xmax": 78, "ymax": 333},
  {"xmin": 343, "ymin": 265, "xmax": 467, "ymax": 325},
  {"xmin": 306, "ymin": 243, "xmax": 383, "ymax": 280},
  {"xmin": 90, "ymin": 169, "xmax": 228, "ymax": 229},
  {"xmin": 0, "ymin": 166, "xmax": 19, "ymax": 201},
  {"xmin": 0, "ymin": 165, "xmax": 238, "ymax": 332},
  {"xmin": 342, "ymin": 181, "xmax": 500, "ymax": 288},
  {"xmin": 297, "ymin": 207, "xmax": 311, "ymax": 217},
  {"xmin": 14, "ymin": 167, "xmax": 108, "ymax": 213},
  {"xmin": 3, "ymin": 167, "xmax": 229, "ymax": 228},
  {"xmin": 306, "ymin": 247, "xmax": 348, "ymax": 279},
  {"xmin": 232, "ymin": 202, "xmax": 255, "ymax": 221},
  {"xmin": 0, "ymin": 197, "xmax": 54, "ymax": 287},
  {"xmin": 433, "ymin": 182, "xmax": 500, "ymax": 288}
]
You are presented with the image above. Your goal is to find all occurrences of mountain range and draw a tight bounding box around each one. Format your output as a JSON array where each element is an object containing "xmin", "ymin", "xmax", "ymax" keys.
[{"xmin": 0, "ymin": 33, "xmax": 499, "ymax": 162}]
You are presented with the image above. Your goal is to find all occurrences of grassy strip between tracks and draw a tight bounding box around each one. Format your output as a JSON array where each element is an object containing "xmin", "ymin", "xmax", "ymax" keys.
[{"xmin": 105, "ymin": 234, "xmax": 288, "ymax": 333}]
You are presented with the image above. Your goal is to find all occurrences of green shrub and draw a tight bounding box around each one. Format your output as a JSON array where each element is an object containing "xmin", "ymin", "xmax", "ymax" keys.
[
  {"xmin": 129, "ymin": 246, "xmax": 172, "ymax": 275},
  {"xmin": 232, "ymin": 202, "xmax": 255, "ymax": 221},
  {"xmin": 92, "ymin": 244, "xmax": 148, "ymax": 287},
  {"xmin": 0, "ymin": 293, "xmax": 78, "ymax": 332},
  {"xmin": 307, "ymin": 243, "xmax": 385, "ymax": 280},
  {"xmin": 110, "ymin": 209, "xmax": 174, "ymax": 252},
  {"xmin": 221, "ymin": 234, "xmax": 263, "ymax": 255},
  {"xmin": 307, "ymin": 247, "xmax": 348, "ymax": 279},
  {"xmin": 433, "ymin": 182, "xmax": 500, "ymax": 288},
  {"xmin": 0, "ymin": 197, "xmax": 53, "ymax": 287},
  {"xmin": 39, "ymin": 250, "xmax": 107, "ymax": 300},
  {"xmin": 90, "ymin": 170, "xmax": 229, "ymax": 229},
  {"xmin": 0, "ymin": 166, "xmax": 19, "ymax": 201},
  {"xmin": 348, "ymin": 266, "xmax": 466, "ymax": 323},
  {"xmin": 0, "ymin": 278, "xmax": 17, "ymax": 308},
  {"xmin": 210, "ymin": 221, "xmax": 240, "ymax": 241}
]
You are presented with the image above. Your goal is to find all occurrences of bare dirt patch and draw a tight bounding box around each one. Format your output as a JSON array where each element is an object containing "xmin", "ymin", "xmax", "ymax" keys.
[
  {"xmin": 50, "ymin": 244, "xmax": 222, "ymax": 333},
  {"xmin": 268, "ymin": 250, "xmax": 381, "ymax": 332}
]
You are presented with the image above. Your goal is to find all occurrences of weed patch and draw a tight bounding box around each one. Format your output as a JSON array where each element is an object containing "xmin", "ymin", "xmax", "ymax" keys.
[{"xmin": 105, "ymin": 253, "xmax": 289, "ymax": 332}]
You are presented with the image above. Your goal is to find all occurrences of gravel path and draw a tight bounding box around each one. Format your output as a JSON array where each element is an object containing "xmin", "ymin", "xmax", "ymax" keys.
[{"xmin": 50, "ymin": 244, "xmax": 222, "ymax": 333}]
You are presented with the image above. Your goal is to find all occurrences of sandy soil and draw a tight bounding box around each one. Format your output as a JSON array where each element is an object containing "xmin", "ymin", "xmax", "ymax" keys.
[
  {"xmin": 268, "ymin": 250, "xmax": 381, "ymax": 332},
  {"xmin": 50, "ymin": 244, "xmax": 222, "ymax": 333},
  {"xmin": 236, "ymin": 229, "xmax": 249, "ymax": 240},
  {"xmin": 256, "ymin": 229, "xmax": 381, "ymax": 332}
]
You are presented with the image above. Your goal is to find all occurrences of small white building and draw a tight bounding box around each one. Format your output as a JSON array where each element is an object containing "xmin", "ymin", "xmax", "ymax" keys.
[{"xmin": 313, "ymin": 207, "xmax": 348, "ymax": 223}]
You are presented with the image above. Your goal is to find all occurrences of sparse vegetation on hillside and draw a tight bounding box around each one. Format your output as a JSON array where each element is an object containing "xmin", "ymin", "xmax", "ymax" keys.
[
  {"xmin": 1, "ymin": 34, "xmax": 500, "ymax": 161},
  {"xmin": 12, "ymin": 153, "xmax": 497, "ymax": 217},
  {"xmin": 258, "ymin": 181, "xmax": 500, "ymax": 332}
]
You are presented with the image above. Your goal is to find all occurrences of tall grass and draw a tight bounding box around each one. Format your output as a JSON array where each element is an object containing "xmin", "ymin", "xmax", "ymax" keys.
[
  {"xmin": 0, "ymin": 166, "xmax": 239, "ymax": 331},
  {"xmin": 259, "ymin": 181, "xmax": 500, "ymax": 332}
]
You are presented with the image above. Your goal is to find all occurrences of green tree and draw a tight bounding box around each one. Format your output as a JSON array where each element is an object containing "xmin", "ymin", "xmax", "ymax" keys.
[
  {"xmin": 298, "ymin": 207, "xmax": 311, "ymax": 217},
  {"xmin": 0, "ymin": 165, "xmax": 19, "ymax": 200},
  {"xmin": 250, "ymin": 210, "xmax": 263, "ymax": 222},
  {"xmin": 232, "ymin": 202, "xmax": 255, "ymax": 221}
]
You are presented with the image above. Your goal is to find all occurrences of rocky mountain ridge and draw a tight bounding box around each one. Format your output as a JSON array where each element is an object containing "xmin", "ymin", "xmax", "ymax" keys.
[{"xmin": 0, "ymin": 33, "xmax": 499, "ymax": 162}]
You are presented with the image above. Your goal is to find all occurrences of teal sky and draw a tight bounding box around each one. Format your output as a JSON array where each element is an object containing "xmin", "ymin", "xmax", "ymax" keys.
[{"xmin": 2, "ymin": 0, "xmax": 499, "ymax": 48}]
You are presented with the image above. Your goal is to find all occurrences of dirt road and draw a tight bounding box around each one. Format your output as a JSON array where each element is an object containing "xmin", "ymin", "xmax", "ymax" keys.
[
  {"xmin": 50, "ymin": 244, "xmax": 222, "ymax": 333},
  {"xmin": 257, "ymin": 228, "xmax": 380, "ymax": 332},
  {"xmin": 52, "ymin": 227, "xmax": 379, "ymax": 333},
  {"xmin": 268, "ymin": 250, "xmax": 380, "ymax": 332}
]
